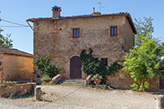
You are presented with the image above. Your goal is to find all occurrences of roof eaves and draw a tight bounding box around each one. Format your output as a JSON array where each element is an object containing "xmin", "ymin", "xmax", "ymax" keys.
[
  {"xmin": 26, "ymin": 12, "xmax": 137, "ymax": 34},
  {"xmin": 3, "ymin": 53, "xmax": 33, "ymax": 57}
]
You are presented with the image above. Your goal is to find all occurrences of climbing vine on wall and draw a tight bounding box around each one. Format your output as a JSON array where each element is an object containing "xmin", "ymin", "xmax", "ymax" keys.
[{"xmin": 80, "ymin": 48, "xmax": 123, "ymax": 84}]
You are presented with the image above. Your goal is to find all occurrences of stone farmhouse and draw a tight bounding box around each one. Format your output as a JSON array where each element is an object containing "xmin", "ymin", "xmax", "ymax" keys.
[
  {"xmin": 27, "ymin": 5, "xmax": 164, "ymax": 91},
  {"xmin": 26, "ymin": 5, "xmax": 136, "ymax": 78},
  {"xmin": 27, "ymin": 5, "xmax": 136, "ymax": 79},
  {"xmin": 27, "ymin": 6, "xmax": 164, "ymax": 90}
]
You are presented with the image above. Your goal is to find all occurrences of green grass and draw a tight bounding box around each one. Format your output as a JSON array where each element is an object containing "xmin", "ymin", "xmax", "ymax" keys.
[
  {"xmin": 41, "ymin": 81, "xmax": 53, "ymax": 85},
  {"xmin": 40, "ymin": 75, "xmax": 51, "ymax": 81}
]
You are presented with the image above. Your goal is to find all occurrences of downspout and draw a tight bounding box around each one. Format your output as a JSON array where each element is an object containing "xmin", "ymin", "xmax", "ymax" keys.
[{"xmin": 26, "ymin": 21, "xmax": 34, "ymax": 31}]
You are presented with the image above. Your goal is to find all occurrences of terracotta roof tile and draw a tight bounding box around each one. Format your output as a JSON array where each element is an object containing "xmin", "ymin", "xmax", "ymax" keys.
[
  {"xmin": 0, "ymin": 47, "xmax": 33, "ymax": 57},
  {"xmin": 26, "ymin": 12, "xmax": 137, "ymax": 34}
]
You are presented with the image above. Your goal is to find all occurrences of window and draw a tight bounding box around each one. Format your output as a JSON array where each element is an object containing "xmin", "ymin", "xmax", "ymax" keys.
[
  {"xmin": 101, "ymin": 58, "xmax": 108, "ymax": 67},
  {"xmin": 73, "ymin": 28, "xmax": 79, "ymax": 38},
  {"xmin": 110, "ymin": 26, "xmax": 117, "ymax": 36}
]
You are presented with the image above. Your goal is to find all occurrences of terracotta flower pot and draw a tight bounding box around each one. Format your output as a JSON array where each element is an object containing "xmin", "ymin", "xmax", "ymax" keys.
[
  {"xmin": 94, "ymin": 80, "xmax": 101, "ymax": 85},
  {"xmin": 43, "ymin": 79, "xmax": 51, "ymax": 82}
]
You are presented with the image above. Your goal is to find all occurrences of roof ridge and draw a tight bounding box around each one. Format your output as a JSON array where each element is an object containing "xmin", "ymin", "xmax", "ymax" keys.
[
  {"xmin": 26, "ymin": 12, "xmax": 136, "ymax": 34},
  {"xmin": 27, "ymin": 12, "xmax": 130, "ymax": 20}
]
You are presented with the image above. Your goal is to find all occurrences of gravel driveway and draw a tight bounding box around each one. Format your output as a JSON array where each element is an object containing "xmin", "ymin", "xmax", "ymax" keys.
[{"xmin": 0, "ymin": 85, "xmax": 158, "ymax": 109}]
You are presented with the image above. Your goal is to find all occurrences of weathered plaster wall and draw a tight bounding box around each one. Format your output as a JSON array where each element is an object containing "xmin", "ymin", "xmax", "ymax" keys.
[
  {"xmin": 0, "ymin": 54, "xmax": 3, "ymax": 84},
  {"xmin": 33, "ymin": 16, "xmax": 131, "ymax": 79},
  {"xmin": 2, "ymin": 54, "xmax": 33, "ymax": 81},
  {"xmin": 107, "ymin": 70, "xmax": 159, "ymax": 91}
]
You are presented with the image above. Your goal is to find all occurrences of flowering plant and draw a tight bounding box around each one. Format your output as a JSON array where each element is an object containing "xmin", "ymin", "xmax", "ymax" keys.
[{"xmin": 91, "ymin": 74, "xmax": 102, "ymax": 81}]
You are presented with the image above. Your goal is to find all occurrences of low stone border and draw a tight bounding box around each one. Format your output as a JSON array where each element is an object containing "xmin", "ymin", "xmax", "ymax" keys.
[{"xmin": 0, "ymin": 82, "xmax": 36, "ymax": 97}]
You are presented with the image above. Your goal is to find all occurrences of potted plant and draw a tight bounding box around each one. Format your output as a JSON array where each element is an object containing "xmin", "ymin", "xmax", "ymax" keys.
[
  {"xmin": 91, "ymin": 74, "xmax": 102, "ymax": 85},
  {"xmin": 41, "ymin": 75, "xmax": 51, "ymax": 82}
]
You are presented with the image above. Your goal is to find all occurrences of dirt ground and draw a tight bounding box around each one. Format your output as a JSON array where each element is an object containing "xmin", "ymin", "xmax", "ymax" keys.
[{"xmin": 0, "ymin": 85, "xmax": 160, "ymax": 109}]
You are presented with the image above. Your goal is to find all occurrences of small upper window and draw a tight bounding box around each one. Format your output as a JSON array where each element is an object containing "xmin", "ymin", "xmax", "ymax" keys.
[
  {"xmin": 110, "ymin": 26, "xmax": 117, "ymax": 36},
  {"xmin": 101, "ymin": 58, "xmax": 108, "ymax": 67},
  {"xmin": 73, "ymin": 28, "xmax": 79, "ymax": 38}
]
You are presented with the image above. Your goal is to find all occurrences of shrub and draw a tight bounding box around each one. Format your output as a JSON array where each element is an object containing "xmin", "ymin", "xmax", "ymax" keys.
[{"xmin": 33, "ymin": 56, "xmax": 63, "ymax": 78}]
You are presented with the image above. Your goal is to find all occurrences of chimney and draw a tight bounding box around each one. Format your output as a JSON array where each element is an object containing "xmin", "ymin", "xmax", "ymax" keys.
[
  {"xmin": 52, "ymin": 6, "xmax": 62, "ymax": 18},
  {"xmin": 91, "ymin": 7, "xmax": 101, "ymax": 15}
]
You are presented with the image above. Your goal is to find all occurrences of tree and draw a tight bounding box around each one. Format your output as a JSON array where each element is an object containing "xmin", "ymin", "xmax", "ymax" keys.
[
  {"xmin": 123, "ymin": 33, "xmax": 164, "ymax": 91},
  {"xmin": 134, "ymin": 17, "xmax": 154, "ymax": 46},
  {"xmin": 0, "ymin": 33, "xmax": 13, "ymax": 48}
]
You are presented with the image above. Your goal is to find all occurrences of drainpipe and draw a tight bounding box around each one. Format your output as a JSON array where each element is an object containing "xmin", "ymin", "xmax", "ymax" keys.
[{"xmin": 26, "ymin": 21, "xmax": 34, "ymax": 31}]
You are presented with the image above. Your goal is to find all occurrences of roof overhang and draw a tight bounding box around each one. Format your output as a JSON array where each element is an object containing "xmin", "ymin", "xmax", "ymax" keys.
[{"xmin": 27, "ymin": 12, "xmax": 137, "ymax": 34}]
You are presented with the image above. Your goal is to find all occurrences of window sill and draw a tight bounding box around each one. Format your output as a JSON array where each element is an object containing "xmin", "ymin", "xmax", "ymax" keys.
[{"xmin": 73, "ymin": 36, "xmax": 80, "ymax": 38}]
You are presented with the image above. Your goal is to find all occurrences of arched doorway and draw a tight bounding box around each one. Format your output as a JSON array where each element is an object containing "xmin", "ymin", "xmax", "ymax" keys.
[{"xmin": 70, "ymin": 56, "xmax": 82, "ymax": 79}]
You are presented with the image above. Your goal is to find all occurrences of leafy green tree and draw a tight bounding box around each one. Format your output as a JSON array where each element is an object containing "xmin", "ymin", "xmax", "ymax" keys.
[
  {"xmin": 123, "ymin": 33, "xmax": 164, "ymax": 91},
  {"xmin": 0, "ymin": 34, "xmax": 13, "ymax": 48},
  {"xmin": 134, "ymin": 17, "xmax": 154, "ymax": 46}
]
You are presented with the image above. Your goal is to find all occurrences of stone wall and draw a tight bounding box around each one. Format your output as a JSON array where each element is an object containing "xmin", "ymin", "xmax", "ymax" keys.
[
  {"xmin": 0, "ymin": 82, "xmax": 36, "ymax": 97},
  {"xmin": 33, "ymin": 16, "xmax": 133, "ymax": 79},
  {"xmin": 125, "ymin": 17, "xmax": 134, "ymax": 51},
  {"xmin": 107, "ymin": 70, "xmax": 159, "ymax": 91}
]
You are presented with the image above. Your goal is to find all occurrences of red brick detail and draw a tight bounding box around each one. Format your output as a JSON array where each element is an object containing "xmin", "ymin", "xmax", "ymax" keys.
[
  {"xmin": 79, "ymin": 28, "xmax": 83, "ymax": 37},
  {"xmin": 68, "ymin": 28, "xmax": 73, "ymax": 38},
  {"xmin": 46, "ymin": 34, "xmax": 49, "ymax": 39},
  {"xmin": 104, "ymin": 28, "xmax": 110, "ymax": 36},
  {"xmin": 118, "ymin": 24, "xmax": 125, "ymax": 38},
  {"xmin": 0, "ymin": 69, "xmax": 3, "ymax": 83},
  {"xmin": 108, "ymin": 37, "xmax": 112, "ymax": 42},
  {"xmin": 71, "ymin": 38, "xmax": 80, "ymax": 43},
  {"xmin": 34, "ymin": 31, "xmax": 39, "ymax": 38},
  {"xmin": 50, "ymin": 29, "xmax": 60, "ymax": 42},
  {"xmin": 16, "ymin": 83, "xmax": 36, "ymax": 92},
  {"xmin": 0, "ymin": 67, "xmax": 3, "ymax": 71}
]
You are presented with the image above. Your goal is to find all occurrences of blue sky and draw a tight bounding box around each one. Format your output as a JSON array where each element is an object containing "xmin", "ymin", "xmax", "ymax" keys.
[{"xmin": 0, "ymin": 0, "xmax": 164, "ymax": 54}]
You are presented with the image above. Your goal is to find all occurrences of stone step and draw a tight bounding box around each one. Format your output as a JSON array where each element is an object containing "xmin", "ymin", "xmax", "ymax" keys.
[
  {"xmin": 158, "ymin": 89, "xmax": 164, "ymax": 92},
  {"xmin": 58, "ymin": 79, "xmax": 85, "ymax": 85},
  {"xmin": 153, "ymin": 89, "xmax": 164, "ymax": 95}
]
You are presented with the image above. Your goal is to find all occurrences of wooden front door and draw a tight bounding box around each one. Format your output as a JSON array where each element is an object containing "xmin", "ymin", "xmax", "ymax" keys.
[
  {"xmin": 160, "ymin": 69, "xmax": 164, "ymax": 89},
  {"xmin": 70, "ymin": 56, "xmax": 82, "ymax": 79}
]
